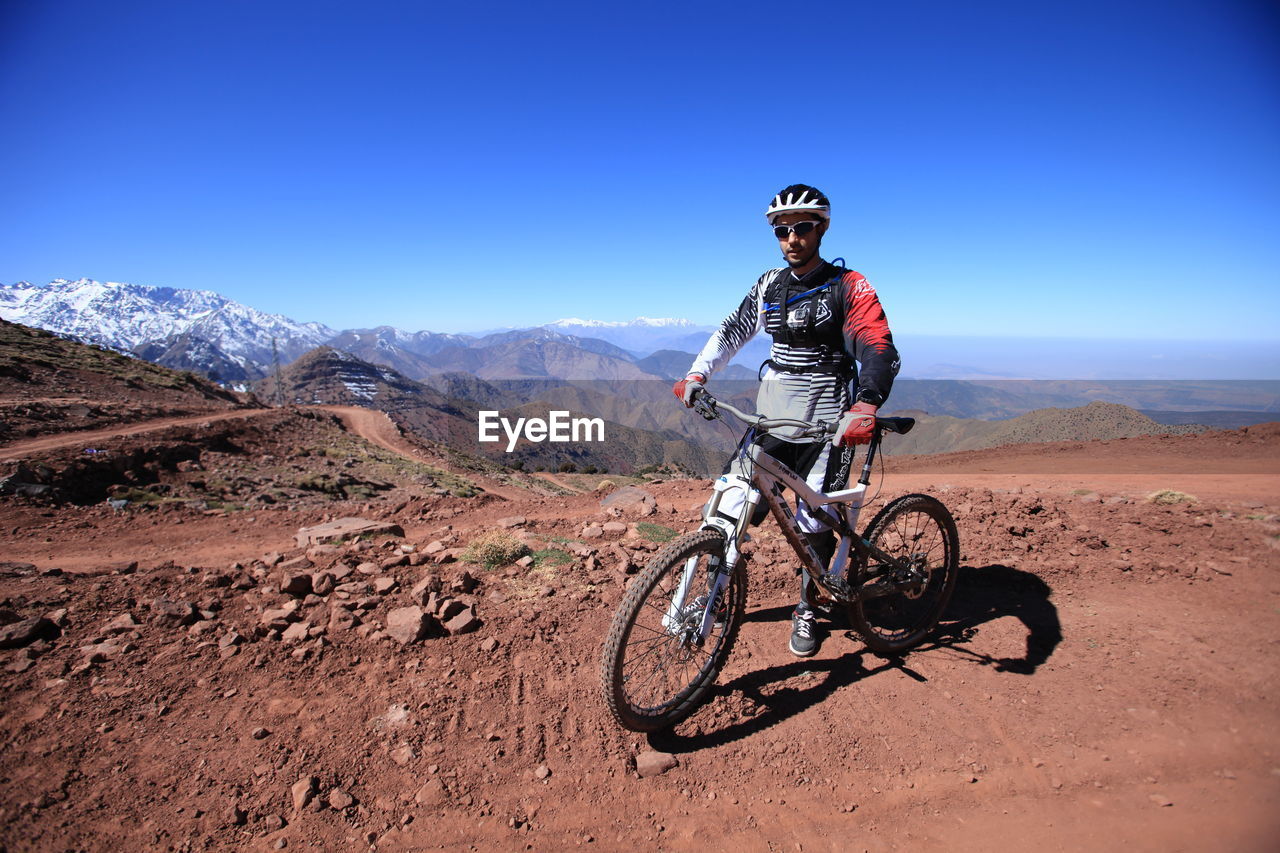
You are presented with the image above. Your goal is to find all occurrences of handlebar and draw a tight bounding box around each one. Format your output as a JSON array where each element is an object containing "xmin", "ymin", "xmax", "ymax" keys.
[
  {"xmin": 691, "ymin": 389, "xmax": 836, "ymax": 440},
  {"xmin": 690, "ymin": 389, "xmax": 916, "ymax": 442}
]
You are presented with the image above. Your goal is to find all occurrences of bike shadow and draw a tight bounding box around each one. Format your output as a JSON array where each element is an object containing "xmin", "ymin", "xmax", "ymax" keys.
[{"xmin": 648, "ymin": 562, "xmax": 1062, "ymax": 754}]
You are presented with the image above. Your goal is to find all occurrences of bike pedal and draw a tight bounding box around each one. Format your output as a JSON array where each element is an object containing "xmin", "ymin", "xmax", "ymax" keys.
[{"xmin": 816, "ymin": 573, "xmax": 852, "ymax": 602}]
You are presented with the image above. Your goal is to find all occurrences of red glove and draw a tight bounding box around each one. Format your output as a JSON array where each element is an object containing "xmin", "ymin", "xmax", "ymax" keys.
[
  {"xmin": 673, "ymin": 373, "xmax": 706, "ymax": 407},
  {"xmin": 834, "ymin": 401, "xmax": 878, "ymax": 447}
]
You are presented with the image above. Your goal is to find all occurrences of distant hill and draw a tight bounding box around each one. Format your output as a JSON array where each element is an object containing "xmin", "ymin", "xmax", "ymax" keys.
[
  {"xmin": 0, "ymin": 317, "xmax": 245, "ymax": 442},
  {"xmin": 881, "ymin": 401, "xmax": 1206, "ymax": 456},
  {"xmin": 255, "ymin": 347, "xmax": 725, "ymax": 475}
]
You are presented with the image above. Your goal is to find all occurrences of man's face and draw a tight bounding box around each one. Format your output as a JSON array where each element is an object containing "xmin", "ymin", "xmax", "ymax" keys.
[{"xmin": 773, "ymin": 212, "xmax": 826, "ymax": 270}]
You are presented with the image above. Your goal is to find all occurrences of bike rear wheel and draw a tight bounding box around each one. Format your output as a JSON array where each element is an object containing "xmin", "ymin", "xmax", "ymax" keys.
[
  {"xmin": 600, "ymin": 528, "xmax": 746, "ymax": 732},
  {"xmin": 848, "ymin": 493, "xmax": 959, "ymax": 655}
]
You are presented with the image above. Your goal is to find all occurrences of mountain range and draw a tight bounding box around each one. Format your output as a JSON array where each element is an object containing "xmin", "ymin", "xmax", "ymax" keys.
[{"xmin": 3, "ymin": 278, "xmax": 1277, "ymax": 425}]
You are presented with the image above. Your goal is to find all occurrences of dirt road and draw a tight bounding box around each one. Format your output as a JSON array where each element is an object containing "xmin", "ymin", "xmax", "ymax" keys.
[
  {"xmin": 2, "ymin": 425, "xmax": 1278, "ymax": 851},
  {"xmin": 0, "ymin": 408, "xmax": 271, "ymax": 462}
]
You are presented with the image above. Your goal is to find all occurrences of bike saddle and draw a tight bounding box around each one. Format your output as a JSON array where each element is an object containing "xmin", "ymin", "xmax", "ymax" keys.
[{"xmin": 877, "ymin": 417, "xmax": 915, "ymax": 435}]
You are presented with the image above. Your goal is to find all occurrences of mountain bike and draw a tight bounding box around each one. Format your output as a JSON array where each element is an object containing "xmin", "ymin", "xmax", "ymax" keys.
[{"xmin": 599, "ymin": 390, "xmax": 959, "ymax": 732}]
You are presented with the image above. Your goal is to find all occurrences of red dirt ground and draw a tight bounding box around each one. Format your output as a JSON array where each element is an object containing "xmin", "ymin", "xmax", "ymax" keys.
[{"xmin": 2, "ymin": 414, "xmax": 1278, "ymax": 852}]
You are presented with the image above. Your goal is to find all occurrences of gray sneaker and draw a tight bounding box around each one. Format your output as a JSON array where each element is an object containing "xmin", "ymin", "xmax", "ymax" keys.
[{"xmin": 789, "ymin": 607, "xmax": 818, "ymax": 657}]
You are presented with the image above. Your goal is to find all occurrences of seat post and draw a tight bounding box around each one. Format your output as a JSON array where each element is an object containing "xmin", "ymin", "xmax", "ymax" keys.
[{"xmin": 856, "ymin": 425, "xmax": 884, "ymax": 486}]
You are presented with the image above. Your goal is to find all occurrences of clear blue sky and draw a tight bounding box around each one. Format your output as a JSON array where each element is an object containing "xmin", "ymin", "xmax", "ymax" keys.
[{"xmin": 2, "ymin": 0, "xmax": 1277, "ymax": 341}]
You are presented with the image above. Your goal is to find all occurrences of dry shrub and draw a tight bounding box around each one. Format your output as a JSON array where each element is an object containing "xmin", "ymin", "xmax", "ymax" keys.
[
  {"xmin": 460, "ymin": 530, "xmax": 530, "ymax": 569},
  {"xmin": 1145, "ymin": 489, "xmax": 1198, "ymax": 506}
]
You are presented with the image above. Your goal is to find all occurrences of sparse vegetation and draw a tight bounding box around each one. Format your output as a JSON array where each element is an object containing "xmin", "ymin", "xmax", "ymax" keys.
[
  {"xmin": 1146, "ymin": 489, "xmax": 1198, "ymax": 506},
  {"xmin": 532, "ymin": 548, "xmax": 574, "ymax": 569},
  {"xmin": 460, "ymin": 530, "xmax": 530, "ymax": 570},
  {"xmin": 636, "ymin": 521, "xmax": 679, "ymax": 543}
]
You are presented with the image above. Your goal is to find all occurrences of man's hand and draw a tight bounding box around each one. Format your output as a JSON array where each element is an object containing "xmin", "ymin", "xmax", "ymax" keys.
[
  {"xmin": 833, "ymin": 401, "xmax": 878, "ymax": 446},
  {"xmin": 673, "ymin": 373, "xmax": 706, "ymax": 407}
]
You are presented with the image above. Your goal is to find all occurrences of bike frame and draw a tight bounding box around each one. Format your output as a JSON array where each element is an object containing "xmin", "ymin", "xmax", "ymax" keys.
[{"xmin": 666, "ymin": 397, "xmax": 910, "ymax": 644}]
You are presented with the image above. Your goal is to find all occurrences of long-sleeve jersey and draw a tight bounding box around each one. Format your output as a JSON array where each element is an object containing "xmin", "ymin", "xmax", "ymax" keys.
[{"xmin": 689, "ymin": 260, "xmax": 900, "ymax": 439}]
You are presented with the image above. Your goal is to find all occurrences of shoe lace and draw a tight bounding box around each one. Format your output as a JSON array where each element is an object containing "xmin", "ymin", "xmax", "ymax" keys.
[{"xmin": 793, "ymin": 612, "xmax": 814, "ymax": 639}]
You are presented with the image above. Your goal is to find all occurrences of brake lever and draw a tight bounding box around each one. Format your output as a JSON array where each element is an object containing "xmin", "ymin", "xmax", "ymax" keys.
[{"xmin": 691, "ymin": 394, "xmax": 718, "ymax": 421}]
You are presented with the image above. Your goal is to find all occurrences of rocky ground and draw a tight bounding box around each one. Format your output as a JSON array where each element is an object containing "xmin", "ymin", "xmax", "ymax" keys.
[{"xmin": 2, "ymin": 411, "xmax": 1279, "ymax": 852}]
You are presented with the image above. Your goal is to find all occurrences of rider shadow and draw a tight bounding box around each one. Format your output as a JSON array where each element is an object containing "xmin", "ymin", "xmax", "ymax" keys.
[{"xmin": 648, "ymin": 562, "xmax": 1062, "ymax": 755}]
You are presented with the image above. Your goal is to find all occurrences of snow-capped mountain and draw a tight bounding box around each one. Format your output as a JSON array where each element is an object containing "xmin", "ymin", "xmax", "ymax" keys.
[
  {"xmin": 0, "ymin": 278, "xmax": 336, "ymax": 380},
  {"xmin": 546, "ymin": 317, "xmax": 696, "ymax": 329},
  {"xmin": 542, "ymin": 317, "xmax": 715, "ymax": 355}
]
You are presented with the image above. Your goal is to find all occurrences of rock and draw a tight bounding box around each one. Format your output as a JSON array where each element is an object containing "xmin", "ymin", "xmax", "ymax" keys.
[
  {"xmin": 0, "ymin": 617, "xmax": 58, "ymax": 649},
  {"xmin": 328, "ymin": 608, "xmax": 359, "ymax": 633},
  {"xmin": 372, "ymin": 577, "xmax": 399, "ymax": 595},
  {"xmin": 582, "ymin": 524, "xmax": 604, "ymax": 540},
  {"xmin": 437, "ymin": 599, "xmax": 465, "ymax": 621},
  {"xmin": 602, "ymin": 521, "xmax": 628, "ymax": 535},
  {"xmin": 498, "ymin": 515, "xmax": 526, "ymax": 528},
  {"xmin": 252, "ymin": 727, "xmax": 270, "ymax": 740},
  {"xmin": 1149, "ymin": 793, "xmax": 1174, "ymax": 807},
  {"xmin": 385, "ymin": 607, "xmax": 432, "ymax": 644},
  {"xmin": 356, "ymin": 561, "xmax": 380, "ymax": 576},
  {"xmin": 452, "ymin": 571, "xmax": 479, "ymax": 594},
  {"xmin": 423, "ymin": 540, "xmax": 446, "ymax": 555},
  {"xmin": 263, "ymin": 813, "xmax": 286, "ymax": 831},
  {"xmin": 479, "ymin": 637, "xmax": 499, "ymax": 653},
  {"xmin": 279, "ymin": 555, "xmax": 314, "ymax": 573},
  {"xmin": 516, "ymin": 555, "xmax": 535, "ymax": 568},
  {"xmin": 414, "ymin": 779, "xmax": 446, "ymax": 806},
  {"xmin": 279, "ymin": 573, "xmax": 313, "ymax": 597},
  {"xmin": 390, "ymin": 744, "xmax": 416, "ymax": 766},
  {"xmin": 312, "ymin": 568, "xmax": 337, "ymax": 594},
  {"xmin": 380, "ymin": 554, "xmax": 409, "ymax": 570},
  {"xmin": 260, "ymin": 607, "xmax": 298, "ymax": 625},
  {"xmin": 150, "ymin": 598, "xmax": 197, "ymax": 628},
  {"xmin": 443, "ymin": 606, "xmax": 480, "ymax": 636},
  {"xmin": 534, "ymin": 764, "xmax": 551, "ymax": 780},
  {"xmin": 601, "ymin": 486, "xmax": 657, "ymax": 517},
  {"xmin": 295, "ymin": 518, "xmax": 405, "ymax": 548},
  {"xmin": 290, "ymin": 776, "xmax": 317, "ymax": 811},
  {"xmin": 230, "ymin": 805, "xmax": 247, "ymax": 826},
  {"xmin": 635, "ymin": 750, "xmax": 678, "ymax": 778},
  {"xmin": 201, "ymin": 572, "xmax": 232, "ymax": 588},
  {"xmin": 610, "ymin": 544, "xmax": 637, "ymax": 575},
  {"xmin": 328, "ymin": 788, "xmax": 355, "ymax": 810},
  {"xmin": 409, "ymin": 574, "xmax": 442, "ymax": 606},
  {"xmin": 281, "ymin": 622, "xmax": 310, "ymax": 643}
]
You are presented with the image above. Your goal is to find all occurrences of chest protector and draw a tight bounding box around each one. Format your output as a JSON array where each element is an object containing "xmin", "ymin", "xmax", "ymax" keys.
[{"xmin": 762, "ymin": 266, "xmax": 853, "ymax": 374}]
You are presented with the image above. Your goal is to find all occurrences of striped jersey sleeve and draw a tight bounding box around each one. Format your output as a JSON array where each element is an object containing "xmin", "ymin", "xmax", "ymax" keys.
[{"xmin": 688, "ymin": 275, "xmax": 765, "ymax": 378}]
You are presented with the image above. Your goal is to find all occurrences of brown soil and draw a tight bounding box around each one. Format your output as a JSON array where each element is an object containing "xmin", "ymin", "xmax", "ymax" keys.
[{"xmin": 2, "ymin": 419, "xmax": 1279, "ymax": 852}]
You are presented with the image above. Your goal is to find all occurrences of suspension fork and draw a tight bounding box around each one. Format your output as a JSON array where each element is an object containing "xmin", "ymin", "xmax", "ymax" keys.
[{"xmin": 664, "ymin": 481, "xmax": 762, "ymax": 640}]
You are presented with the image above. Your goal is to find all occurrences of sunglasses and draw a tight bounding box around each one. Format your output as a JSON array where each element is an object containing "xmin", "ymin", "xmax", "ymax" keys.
[{"xmin": 772, "ymin": 221, "xmax": 821, "ymax": 239}]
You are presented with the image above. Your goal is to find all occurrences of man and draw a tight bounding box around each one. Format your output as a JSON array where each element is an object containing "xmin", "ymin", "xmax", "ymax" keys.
[{"xmin": 673, "ymin": 184, "xmax": 900, "ymax": 657}]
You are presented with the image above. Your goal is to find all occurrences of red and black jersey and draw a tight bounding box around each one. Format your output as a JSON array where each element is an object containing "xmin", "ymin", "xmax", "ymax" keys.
[{"xmin": 690, "ymin": 260, "xmax": 900, "ymax": 438}]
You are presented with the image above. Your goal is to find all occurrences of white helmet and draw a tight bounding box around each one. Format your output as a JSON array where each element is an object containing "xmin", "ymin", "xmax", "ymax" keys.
[{"xmin": 765, "ymin": 184, "xmax": 831, "ymax": 224}]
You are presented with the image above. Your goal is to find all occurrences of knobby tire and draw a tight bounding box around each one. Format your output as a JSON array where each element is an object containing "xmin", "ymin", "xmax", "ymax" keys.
[
  {"xmin": 849, "ymin": 493, "xmax": 959, "ymax": 655},
  {"xmin": 599, "ymin": 528, "xmax": 746, "ymax": 732}
]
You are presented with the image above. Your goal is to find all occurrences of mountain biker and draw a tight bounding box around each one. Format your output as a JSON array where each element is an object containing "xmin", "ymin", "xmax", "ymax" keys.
[{"xmin": 673, "ymin": 184, "xmax": 900, "ymax": 657}]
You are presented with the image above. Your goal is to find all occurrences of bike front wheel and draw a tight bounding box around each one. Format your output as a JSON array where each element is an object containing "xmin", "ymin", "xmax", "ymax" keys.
[
  {"xmin": 600, "ymin": 528, "xmax": 746, "ymax": 732},
  {"xmin": 848, "ymin": 493, "xmax": 959, "ymax": 655}
]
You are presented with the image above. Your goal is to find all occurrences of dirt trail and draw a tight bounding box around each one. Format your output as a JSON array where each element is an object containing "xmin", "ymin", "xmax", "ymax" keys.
[
  {"xmin": 317, "ymin": 405, "xmax": 526, "ymax": 502},
  {"xmin": 0, "ymin": 408, "xmax": 271, "ymax": 462},
  {"xmin": 2, "ymin": 422, "xmax": 1279, "ymax": 851}
]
